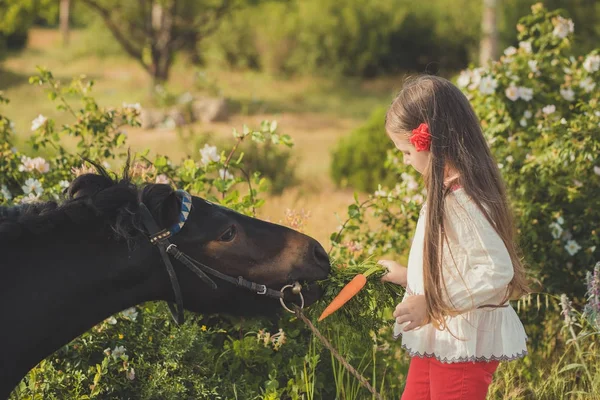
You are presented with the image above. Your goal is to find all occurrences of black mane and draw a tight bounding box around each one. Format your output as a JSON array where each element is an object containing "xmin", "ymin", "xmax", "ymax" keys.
[{"xmin": 0, "ymin": 166, "xmax": 175, "ymax": 242}]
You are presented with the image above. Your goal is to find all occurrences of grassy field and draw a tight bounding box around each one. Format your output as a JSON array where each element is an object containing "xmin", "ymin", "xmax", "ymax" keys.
[{"xmin": 0, "ymin": 28, "xmax": 404, "ymax": 245}]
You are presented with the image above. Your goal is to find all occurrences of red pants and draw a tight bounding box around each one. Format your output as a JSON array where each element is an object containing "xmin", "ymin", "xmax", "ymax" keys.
[{"xmin": 401, "ymin": 356, "xmax": 499, "ymax": 400}]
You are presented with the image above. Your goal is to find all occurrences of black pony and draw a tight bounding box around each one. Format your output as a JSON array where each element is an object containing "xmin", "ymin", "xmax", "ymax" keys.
[{"xmin": 0, "ymin": 167, "xmax": 330, "ymax": 398}]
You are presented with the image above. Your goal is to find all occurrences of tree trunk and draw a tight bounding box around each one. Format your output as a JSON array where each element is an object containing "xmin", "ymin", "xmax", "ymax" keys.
[
  {"xmin": 479, "ymin": 0, "xmax": 499, "ymax": 66},
  {"xmin": 60, "ymin": 0, "xmax": 71, "ymax": 46},
  {"xmin": 150, "ymin": 1, "xmax": 174, "ymax": 85}
]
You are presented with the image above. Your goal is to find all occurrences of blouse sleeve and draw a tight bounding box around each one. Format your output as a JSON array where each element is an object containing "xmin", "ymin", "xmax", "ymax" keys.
[{"xmin": 441, "ymin": 192, "xmax": 514, "ymax": 312}]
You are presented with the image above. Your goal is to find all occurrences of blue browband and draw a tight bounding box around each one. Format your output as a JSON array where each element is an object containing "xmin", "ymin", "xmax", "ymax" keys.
[{"xmin": 148, "ymin": 190, "xmax": 192, "ymax": 244}]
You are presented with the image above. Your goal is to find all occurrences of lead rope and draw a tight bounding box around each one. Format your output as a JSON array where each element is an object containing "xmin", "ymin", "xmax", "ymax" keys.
[{"xmin": 293, "ymin": 306, "xmax": 385, "ymax": 400}]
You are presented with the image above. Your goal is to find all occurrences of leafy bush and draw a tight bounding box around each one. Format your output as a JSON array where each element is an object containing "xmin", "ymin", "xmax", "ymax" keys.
[
  {"xmin": 330, "ymin": 107, "xmax": 398, "ymax": 192},
  {"xmin": 458, "ymin": 3, "xmax": 599, "ymax": 297}
]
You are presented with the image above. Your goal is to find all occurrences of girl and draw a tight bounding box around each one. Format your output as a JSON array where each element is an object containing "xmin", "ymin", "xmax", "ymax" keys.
[{"xmin": 378, "ymin": 75, "xmax": 529, "ymax": 400}]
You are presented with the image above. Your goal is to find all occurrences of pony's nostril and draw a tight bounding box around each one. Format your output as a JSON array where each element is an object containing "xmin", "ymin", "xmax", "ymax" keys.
[{"xmin": 313, "ymin": 242, "xmax": 330, "ymax": 269}]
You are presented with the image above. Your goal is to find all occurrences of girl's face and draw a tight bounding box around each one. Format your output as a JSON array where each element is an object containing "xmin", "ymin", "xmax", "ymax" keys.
[{"xmin": 388, "ymin": 133, "xmax": 430, "ymax": 175}]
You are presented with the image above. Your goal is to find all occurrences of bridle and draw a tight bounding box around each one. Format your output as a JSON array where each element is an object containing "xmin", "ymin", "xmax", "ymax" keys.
[{"xmin": 138, "ymin": 190, "xmax": 303, "ymax": 324}]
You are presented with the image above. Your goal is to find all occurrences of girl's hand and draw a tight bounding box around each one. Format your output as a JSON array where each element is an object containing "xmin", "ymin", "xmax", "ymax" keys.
[
  {"xmin": 393, "ymin": 295, "xmax": 428, "ymax": 331},
  {"xmin": 378, "ymin": 260, "xmax": 408, "ymax": 287}
]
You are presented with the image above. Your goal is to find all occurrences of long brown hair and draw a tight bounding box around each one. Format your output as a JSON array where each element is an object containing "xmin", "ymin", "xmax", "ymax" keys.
[{"xmin": 385, "ymin": 75, "xmax": 529, "ymax": 330}]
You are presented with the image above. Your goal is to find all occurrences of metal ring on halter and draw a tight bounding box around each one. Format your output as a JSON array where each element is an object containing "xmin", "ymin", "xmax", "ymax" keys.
[{"xmin": 279, "ymin": 282, "xmax": 305, "ymax": 314}]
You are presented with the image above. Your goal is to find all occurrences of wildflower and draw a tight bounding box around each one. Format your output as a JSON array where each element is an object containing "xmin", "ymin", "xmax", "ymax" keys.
[
  {"xmin": 31, "ymin": 114, "xmax": 47, "ymax": 131},
  {"xmin": 106, "ymin": 316, "xmax": 117, "ymax": 325},
  {"xmin": 199, "ymin": 144, "xmax": 220, "ymax": 165},
  {"xmin": 556, "ymin": 215, "xmax": 564, "ymax": 225},
  {"xmin": 542, "ymin": 105, "xmax": 556, "ymax": 115},
  {"xmin": 112, "ymin": 345, "xmax": 126, "ymax": 360},
  {"xmin": 564, "ymin": 239, "xmax": 582, "ymax": 256},
  {"xmin": 126, "ymin": 368, "xmax": 135, "ymax": 381},
  {"xmin": 560, "ymin": 294, "xmax": 574, "ymax": 326},
  {"xmin": 479, "ymin": 76, "xmax": 498, "ymax": 95},
  {"xmin": 1, "ymin": 185, "xmax": 12, "ymax": 200},
  {"xmin": 520, "ymin": 118, "xmax": 527, "ymax": 127},
  {"xmin": 560, "ymin": 118, "xmax": 567, "ymax": 125},
  {"xmin": 59, "ymin": 180, "xmax": 70, "ymax": 189},
  {"xmin": 504, "ymin": 46, "xmax": 517, "ymax": 57},
  {"xmin": 374, "ymin": 188, "xmax": 387, "ymax": 198},
  {"xmin": 468, "ymin": 68, "xmax": 483, "ymax": 91},
  {"xmin": 552, "ymin": 16, "xmax": 574, "ymax": 39},
  {"xmin": 457, "ymin": 70, "xmax": 471, "ymax": 88},
  {"xmin": 201, "ymin": 325, "xmax": 207, "ymax": 331},
  {"xmin": 579, "ymin": 77, "xmax": 596, "ymax": 93},
  {"xmin": 524, "ymin": 110, "xmax": 532, "ymax": 119},
  {"xmin": 155, "ymin": 174, "xmax": 169, "ymax": 184},
  {"xmin": 21, "ymin": 193, "xmax": 41, "ymax": 204},
  {"xmin": 122, "ymin": 102, "xmax": 142, "ymax": 111},
  {"xmin": 594, "ymin": 166, "xmax": 600, "ymax": 176},
  {"xmin": 560, "ymin": 88, "xmax": 575, "ymax": 102},
  {"xmin": 19, "ymin": 156, "xmax": 50, "ymax": 174},
  {"xmin": 218, "ymin": 168, "xmax": 234, "ymax": 180},
  {"xmin": 22, "ymin": 178, "xmax": 43, "ymax": 196},
  {"xmin": 271, "ymin": 329, "xmax": 287, "ymax": 351},
  {"xmin": 519, "ymin": 41, "xmax": 532, "ymax": 53},
  {"xmin": 583, "ymin": 54, "xmax": 600, "ymax": 73},
  {"xmin": 121, "ymin": 307, "xmax": 138, "ymax": 321},
  {"xmin": 505, "ymin": 84, "xmax": 520, "ymax": 101},
  {"xmin": 528, "ymin": 60, "xmax": 538, "ymax": 73},
  {"xmin": 549, "ymin": 222, "xmax": 563, "ymax": 239},
  {"xmin": 583, "ymin": 263, "xmax": 600, "ymax": 327},
  {"xmin": 506, "ymin": 155, "xmax": 514, "ymax": 163},
  {"xmin": 518, "ymin": 87, "xmax": 533, "ymax": 101}
]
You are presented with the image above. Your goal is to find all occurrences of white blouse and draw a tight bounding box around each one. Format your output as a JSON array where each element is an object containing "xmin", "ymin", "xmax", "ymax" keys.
[{"xmin": 393, "ymin": 188, "xmax": 528, "ymax": 363}]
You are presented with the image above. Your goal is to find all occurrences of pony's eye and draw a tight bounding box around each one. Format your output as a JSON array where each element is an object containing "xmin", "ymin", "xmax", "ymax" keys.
[{"xmin": 218, "ymin": 225, "xmax": 237, "ymax": 242}]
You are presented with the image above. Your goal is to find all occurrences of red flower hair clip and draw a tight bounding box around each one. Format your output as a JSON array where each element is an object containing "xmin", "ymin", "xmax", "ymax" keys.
[{"xmin": 410, "ymin": 123, "xmax": 431, "ymax": 152}]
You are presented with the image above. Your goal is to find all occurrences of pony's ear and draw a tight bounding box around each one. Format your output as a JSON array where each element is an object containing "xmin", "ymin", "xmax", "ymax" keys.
[
  {"xmin": 68, "ymin": 174, "xmax": 114, "ymax": 199},
  {"xmin": 140, "ymin": 184, "xmax": 180, "ymax": 228}
]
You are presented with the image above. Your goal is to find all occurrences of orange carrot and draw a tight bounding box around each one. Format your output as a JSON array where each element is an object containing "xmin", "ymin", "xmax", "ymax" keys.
[{"xmin": 318, "ymin": 266, "xmax": 380, "ymax": 321}]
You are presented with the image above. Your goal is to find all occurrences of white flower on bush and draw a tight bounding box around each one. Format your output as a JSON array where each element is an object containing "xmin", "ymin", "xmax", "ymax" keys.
[
  {"xmin": 468, "ymin": 68, "xmax": 483, "ymax": 91},
  {"xmin": 542, "ymin": 105, "xmax": 556, "ymax": 115},
  {"xmin": 457, "ymin": 70, "xmax": 471, "ymax": 88},
  {"xmin": 528, "ymin": 60, "xmax": 539, "ymax": 73},
  {"xmin": 122, "ymin": 102, "xmax": 142, "ymax": 111},
  {"xmin": 520, "ymin": 118, "xmax": 527, "ymax": 127},
  {"xmin": 524, "ymin": 110, "xmax": 532, "ymax": 119},
  {"xmin": 583, "ymin": 54, "xmax": 600, "ymax": 73},
  {"xmin": 401, "ymin": 172, "xmax": 419, "ymax": 192},
  {"xmin": 594, "ymin": 166, "xmax": 600, "ymax": 176},
  {"xmin": 19, "ymin": 156, "xmax": 50, "ymax": 174},
  {"xmin": 374, "ymin": 186, "xmax": 387, "ymax": 198},
  {"xmin": 112, "ymin": 345, "xmax": 127, "ymax": 359},
  {"xmin": 21, "ymin": 193, "xmax": 42, "ymax": 204},
  {"xmin": 579, "ymin": 77, "xmax": 596, "ymax": 93},
  {"xmin": 1, "ymin": 185, "xmax": 12, "ymax": 200},
  {"xmin": 504, "ymin": 46, "xmax": 517, "ymax": 57},
  {"xmin": 31, "ymin": 114, "xmax": 47, "ymax": 131},
  {"xmin": 58, "ymin": 180, "xmax": 70, "ymax": 189},
  {"xmin": 518, "ymin": 87, "xmax": 533, "ymax": 101},
  {"xmin": 564, "ymin": 240, "xmax": 582, "ymax": 256},
  {"xmin": 199, "ymin": 144, "xmax": 220, "ymax": 165},
  {"xmin": 549, "ymin": 222, "xmax": 563, "ymax": 239},
  {"xmin": 218, "ymin": 168, "xmax": 234, "ymax": 180},
  {"xmin": 560, "ymin": 118, "xmax": 568, "ymax": 125},
  {"xmin": 106, "ymin": 316, "xmax": 117, "ymax": 325},
  {"xmin": 506, "ymin": 155, "xmax": 514, "ymax": 163},
  {"xmin": 560, "ymin": 87, "xmax": 575, "ymax": 102},
  {"xmin": 505, "ymin": 84, "xmax": 520, "ymax": 101},
  {"xmin": 22, "ymin": 178, "xmax": 43, "ymax": 196},
  {"xmin": 155, "ymin": 174, "xmax": 169, "ymax": 184},
  {"xmin": 126, "ymin": 368, "xmax": 135, "ymax": 381},
  {"xmin": 121, "ymin": 307, "xmax": 138, "ymax": 321},
  {"xmin": 519, "ymin": 41, "xmax": 532, "ymax": 53},
  {"xmin": 552, "ymin": 16, "xmax": 574, "ymax": 39},
  {"xmin": 479, "ymin": 76, "xmax": 498, "ymax": 95}
]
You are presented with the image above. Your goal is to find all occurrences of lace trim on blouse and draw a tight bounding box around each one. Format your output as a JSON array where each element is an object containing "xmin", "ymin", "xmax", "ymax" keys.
[{"xmin": 401, "ymin": 345, "xmax": 528, "ymax": 364}]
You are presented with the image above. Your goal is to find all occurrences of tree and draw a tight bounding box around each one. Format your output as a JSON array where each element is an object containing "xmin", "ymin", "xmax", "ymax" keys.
[
  {"xmin": 479, "ymin": 0, "xmax": 499, "ymax": 65},
  {"xmin": 60, "ymin": 0, "xmax": 70, "ymax": 46},
  {"xmin": 80, "ymin": 0, "xmax": 233, "ymax": 83}
]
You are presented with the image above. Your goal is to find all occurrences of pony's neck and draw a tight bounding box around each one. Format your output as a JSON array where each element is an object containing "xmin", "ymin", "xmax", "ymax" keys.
[{"xmin": 0, "ymin": 225, "xmax": 166, "ymax": 398}]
